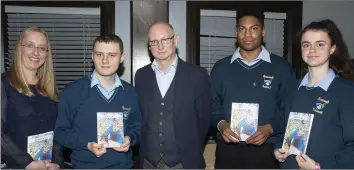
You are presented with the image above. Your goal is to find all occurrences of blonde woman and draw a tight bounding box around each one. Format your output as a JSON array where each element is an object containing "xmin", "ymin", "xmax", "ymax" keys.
[{"xmin": 1, "ymin": 27, "xmax": 63, "ymax": 169}]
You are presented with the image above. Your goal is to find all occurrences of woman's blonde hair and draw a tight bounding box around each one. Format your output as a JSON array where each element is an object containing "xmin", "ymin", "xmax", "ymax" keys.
[{"xmin": 8, "ymin": 27, "xmax": 58, "ymax": 102}]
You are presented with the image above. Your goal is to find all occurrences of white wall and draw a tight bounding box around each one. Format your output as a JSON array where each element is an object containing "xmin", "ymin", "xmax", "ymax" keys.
[
  {"xmin": 169, "ymin": 1, "xmax": 187, "ymax": 61},
  {"xmin": 303, "ymin": 1, "xmax": 354, "ymax": 58},
  {"xmin": 115, "ymin": 1, "xmax": 131, "ymax": 83}
]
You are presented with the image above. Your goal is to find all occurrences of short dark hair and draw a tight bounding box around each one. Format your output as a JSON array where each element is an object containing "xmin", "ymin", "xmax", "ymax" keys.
[
  {"xmin": 92, "ymin": 34, "xmax": 124, "ymax": 54},
  {"xmin": 236, "ymin": 8, "xmax": 265, "ymax": 26}
]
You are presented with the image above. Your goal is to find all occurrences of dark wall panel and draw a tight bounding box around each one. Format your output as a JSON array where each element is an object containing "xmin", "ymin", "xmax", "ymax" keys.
[{"xmin": 131, "ymin": 1, "xmax": 168, "ymax": 84}]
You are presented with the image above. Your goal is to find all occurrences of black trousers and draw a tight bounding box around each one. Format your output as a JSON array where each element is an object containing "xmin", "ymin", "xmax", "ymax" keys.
[
  {"xmin": 215, "ymin": 140, "xmax": 279, "ymax": 169},
  {"xmin": 143, "ymin": 158, "xmax": 183, "ymax": 169}
]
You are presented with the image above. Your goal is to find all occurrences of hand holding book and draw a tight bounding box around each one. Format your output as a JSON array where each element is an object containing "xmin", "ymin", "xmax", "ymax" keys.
[
  {"xmin": 296, "ymin": 153, "xmax": 317, "ymax": 169},
  {"xmin": 218, "ymin": 120, "xmax": 241, "ymax": 143},
  {"xmin": 113, "ymin": 136, "xmax": 131, "ymax": 152},
  {"xmin": 275, "ymin": 148, "xmax": 319, "ymax": 169},
  {"xmin": 44, "ymin": 161, "xmax": 60, "ymax": 170},
  {"xmin": 25, "ymin": 160, "xmax": 47, "ymax": 170},
  {"xmin": 274, "ymin": 148, "xmax": 290, "ymax": 163},
  {"xmin": 246, "ymin": 124, "xmax": 273, "ymax": 146},
  {"xmin": 87, "ymin": 142, "xmax": 107, "ymax": 157}
]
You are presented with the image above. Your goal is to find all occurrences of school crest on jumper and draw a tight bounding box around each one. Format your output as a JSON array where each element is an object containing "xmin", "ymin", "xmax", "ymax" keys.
[
  {"xmin": 313, "ymin": 97, "xmax": 330, "ymax": 114},
  {"xmin": 262, "ymin": 75, "xmax": 274, "ymax": 89},
  {"xmin": 122, "ymin": 106, "xmax": 131, "ymax": 120}
]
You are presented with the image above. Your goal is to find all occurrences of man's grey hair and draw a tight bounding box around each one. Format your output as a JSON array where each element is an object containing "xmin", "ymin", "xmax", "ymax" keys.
[{"xmin": 148, "ymin": 21, "xmax": 175, "ymax": 34}]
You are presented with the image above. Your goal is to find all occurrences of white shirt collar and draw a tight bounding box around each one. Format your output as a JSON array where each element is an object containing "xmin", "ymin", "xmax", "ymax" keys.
[
  {"xmin": 230, "ymin": 45, "xmax": 271, "ymax": 64},
  {"xmin": 151, "ymin": 55, "xmax": 178, "ymax": 74}
]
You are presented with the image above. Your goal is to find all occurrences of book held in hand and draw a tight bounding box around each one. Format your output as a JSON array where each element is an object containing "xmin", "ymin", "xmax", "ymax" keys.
[
  {"xmin": 281, "ymin": 112, "xmax": 314, "ymax": 155},
  {"xmin": 97, "ymin": 112, "xmax": 124, "ymax": 148},
  {"xmin": 27, "ymin": 131, "xmax": 54, "ymax": 161},
  {"xmin": 230, "ymin": 103, "xmax": 259, "ymax": 141}
]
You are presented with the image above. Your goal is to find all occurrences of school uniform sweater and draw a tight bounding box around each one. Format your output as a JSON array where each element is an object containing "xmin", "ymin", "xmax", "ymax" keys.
[
  {"xmin": 211, "ymin": 54, "xmax": 296, "ymax": 143},
  {"xmin": 54, "ymin": 73, "xmax": 142, "ymax": 169},
  {"xmin": 278, "ymin": 75, "xmax": 354, "ymax": 169}
]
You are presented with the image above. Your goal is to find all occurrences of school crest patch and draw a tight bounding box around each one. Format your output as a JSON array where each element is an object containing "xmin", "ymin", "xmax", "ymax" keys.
[
  {"xmin": 313, "ymin": 97, "xmax": 329, "ymax": 114},
  {"xmin": 122, "ymin": 106, "xmax": 131, "ymax": 120},
  {"xmin": 262, "ymin": 75, "xmax": 274, "ymax": 89}
]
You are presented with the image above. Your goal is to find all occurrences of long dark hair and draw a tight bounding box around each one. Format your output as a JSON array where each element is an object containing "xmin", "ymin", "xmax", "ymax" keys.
[{"xmin": 301, "ymin": 19, "xmax": 354, "ymax": 81}]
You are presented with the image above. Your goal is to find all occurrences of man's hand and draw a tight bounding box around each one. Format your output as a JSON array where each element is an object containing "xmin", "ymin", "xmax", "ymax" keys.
[
  {"xmin": 274, "ymin": 148, "xmax": 290, "ymax": 163},
  {"xmin": 296, "ymin": 154, "xmax": 316, "ymax": 169},
  {"xmin": 218, "ymin": 120, "xmax": 240, "ymax": 143},
  {"xmin": 113, "ymin": 136, "xmax": 131, "ymax": 152},
  {"xmin": 25, "ymin": 160, "xmax": 47, "ymax": 170},
  {"xmin": 87, "ymin": 142, "xmax": 106, "ymax": 157},
  {"xmin": 246, "ymin": 124, "xmax": 272, "ymax": 145}
]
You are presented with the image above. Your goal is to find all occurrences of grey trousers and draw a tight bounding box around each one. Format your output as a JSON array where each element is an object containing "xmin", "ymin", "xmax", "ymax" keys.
[{"xmin": 143, "ymin": 159, "xmax": 183, "ymax": 169}]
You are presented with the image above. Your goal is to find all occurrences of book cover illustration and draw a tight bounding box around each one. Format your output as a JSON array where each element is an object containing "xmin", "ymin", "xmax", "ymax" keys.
[
  {"xmin": 27, "ymin": 131, "xmax": 53, "ymax": 161},
  {"xmin": 97, "ymin": 112, "xmax": 124, "ymax": 148},
  {"xmin": 282, "ymin": 112, "xmax": 314, "ymax": 155},
  {"xmin": 230, "ymin": 103, "xmax": 259, "ymax": 141}
]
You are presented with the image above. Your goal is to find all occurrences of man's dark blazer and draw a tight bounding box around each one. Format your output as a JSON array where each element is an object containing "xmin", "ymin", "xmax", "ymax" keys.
[{"xmin": 134, "ymin": 58, "xmax": 212, "ymax": 169}]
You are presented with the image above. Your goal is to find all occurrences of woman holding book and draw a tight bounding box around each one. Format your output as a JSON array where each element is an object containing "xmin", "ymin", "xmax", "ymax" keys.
[
  {"xmin": 1, "ymin": 27, "xmax": 63, "ymax": 169},
  {"xmin": 273, "ymin": 19, "xmax": 354, "ymax": 169}
]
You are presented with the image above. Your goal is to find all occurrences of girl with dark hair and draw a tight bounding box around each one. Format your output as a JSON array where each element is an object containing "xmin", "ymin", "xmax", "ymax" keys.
[{"xmin": 273, "ymin": 19, "xmax": 354, "ymax": 169}]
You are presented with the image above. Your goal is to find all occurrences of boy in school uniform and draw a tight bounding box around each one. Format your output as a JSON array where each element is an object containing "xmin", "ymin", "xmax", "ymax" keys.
[
  {"xmin": 211, "ymin": 8, "xmax": 296, "ymax": 168},
  {"xmin": 54, "ymin": 34, "xmax": 141, "ymax": 169}
]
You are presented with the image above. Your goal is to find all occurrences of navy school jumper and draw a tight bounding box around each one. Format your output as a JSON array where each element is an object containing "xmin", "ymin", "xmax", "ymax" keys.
[
  {"xmin": 210, "ymin": 54, "xmax": 296, "ymax": 144},
  {"xmin": 277, "ymin": 77, "xmax": 354, "ymax": 169},
  {"xmin": 54, "ymin": 73, "xmax": 142, "ymax": 169}
]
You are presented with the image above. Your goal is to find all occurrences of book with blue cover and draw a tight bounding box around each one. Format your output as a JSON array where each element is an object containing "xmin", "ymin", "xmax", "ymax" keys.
[
  {"xmin": 230, "ymin": 103, "xmax": 259, "ymax": 141},
  {"xmin": 282, "ymin": 112, "xmax": 314, "ymax": 155},
  {"xmin": 97, "ymin": 112, "xmax": 124, "ymax": 148},
  {"xmin": 27, "ymin": 131, "xmax": 53, "ymax": 161}
]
